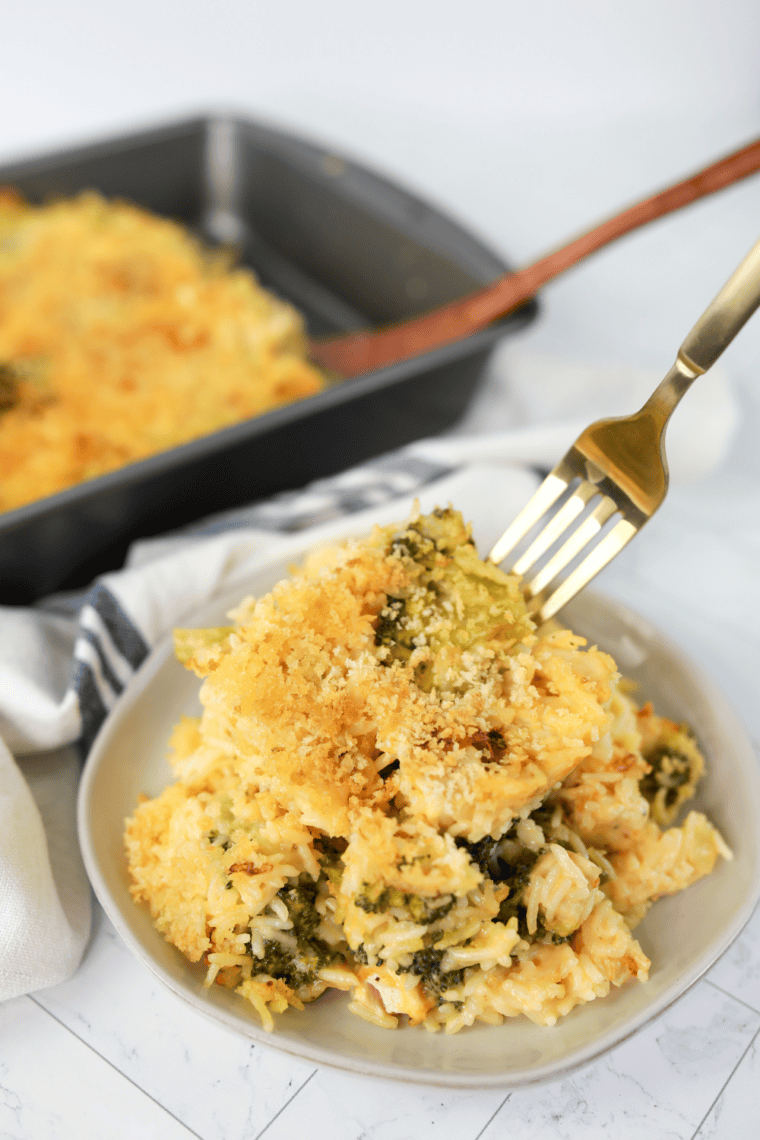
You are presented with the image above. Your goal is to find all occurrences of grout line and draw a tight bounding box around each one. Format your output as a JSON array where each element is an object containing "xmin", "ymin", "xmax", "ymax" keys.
[
  {"xmin": 689, "ymin": 1023, "xmax": 759, "ymax": 1140},
  {"xmin": 29, "ymin": 996, "xmax": 204, "ymax": 1140},
  {"xmin": 472, "ymin": 1093, "xmax": 512, "ymax": 1140},
  {"xmin": 703, "ymin": 977, "xmax": 760, "ymax": 1018},
  {"xmin": 253, "ymin": 1069, "xmax": 316, "ymax": 1140}
]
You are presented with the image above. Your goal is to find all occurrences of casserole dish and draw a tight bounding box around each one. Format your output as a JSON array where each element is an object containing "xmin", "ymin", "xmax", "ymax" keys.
[{"xmin": 0, "ymin": 114, "xmax": 536, "ymax": 602}]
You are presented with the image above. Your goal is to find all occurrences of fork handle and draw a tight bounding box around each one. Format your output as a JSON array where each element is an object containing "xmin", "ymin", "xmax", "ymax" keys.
[{"xmin": 679, "ymin": 237, "xmax": 760, "ymax": 373}]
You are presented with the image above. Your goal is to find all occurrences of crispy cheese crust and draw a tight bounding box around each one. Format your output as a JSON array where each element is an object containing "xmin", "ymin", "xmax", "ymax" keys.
[{"xmin": 0, "ymin": 188, "xmax": 323, "ymax": 510}]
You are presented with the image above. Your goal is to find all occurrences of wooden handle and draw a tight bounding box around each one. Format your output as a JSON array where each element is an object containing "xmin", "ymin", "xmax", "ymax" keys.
[{"xmin": 311, "ymin": 136, "xmax": 760, "ymax": 378}]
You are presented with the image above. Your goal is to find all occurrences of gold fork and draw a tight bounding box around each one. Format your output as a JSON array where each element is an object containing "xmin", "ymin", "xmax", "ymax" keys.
[{"xmin": 487, "ymin": 236, "xmax": 760, "ymax": 621}]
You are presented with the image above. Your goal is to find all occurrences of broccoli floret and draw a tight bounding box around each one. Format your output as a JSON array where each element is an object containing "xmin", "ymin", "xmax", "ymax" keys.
[
  {"xmin": 398, "ymin": 947, "xmax": 465, "ymax": 1000},
  {"xmin": 278, "ymin": 877, "xmax": 322, "ymax": 941},
  {"xmin": 388, "ymin": 510, "xmax": 473, "ymax": 572},
  {"xmin": 457, "ymin": 830, "xmax": 568, "ymax": 944},
  {"xmin": 456, "ymin": 825, "xmax": 537, "ymax": 883},
  {"xmin": 249, "ymin": 875, "xmax": 337, "ymax": 990},
  {"xmin": 251, "ymin": 937, "xmax": 332, "ymax": 990},
  {"xmin": 389, "ymin": 529, "xmax": 437, "ymax": 571},
  {"xmin": 374, "ymin": 595, "xmax": 413, "ymax": 659},
  {"xmin": 640, "ymin": 745, "xmax": 694, "ymax": 809},
  {"xmin": 354, "ymin": 884, "xmax": 454, "ymax": 924},
  {"xmin": 254, "ymin": 939, "xmax": 298, "ymax": 980}
]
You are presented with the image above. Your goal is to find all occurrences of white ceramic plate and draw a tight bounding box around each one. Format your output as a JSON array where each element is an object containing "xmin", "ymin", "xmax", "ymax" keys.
[{"xmin": 77, "ymin": 556, "xmax": 760, "ymax": 1089}]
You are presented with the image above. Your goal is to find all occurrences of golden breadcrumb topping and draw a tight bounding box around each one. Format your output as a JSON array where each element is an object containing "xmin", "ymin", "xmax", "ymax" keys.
[{"xmin": 0, "ymin": 188, "xmax": 323, "ymax": 510}]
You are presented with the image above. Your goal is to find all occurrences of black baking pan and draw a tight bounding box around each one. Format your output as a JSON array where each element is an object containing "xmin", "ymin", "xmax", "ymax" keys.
[{"xmin": 0, "ymin": 114, "xmax": 538, "ymax": 603}]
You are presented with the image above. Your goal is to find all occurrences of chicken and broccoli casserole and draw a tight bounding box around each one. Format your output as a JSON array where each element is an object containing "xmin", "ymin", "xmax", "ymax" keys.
[
  {"xmin": 0, "ymin": 189, "xmax": 323, "ymax": 512},
  {"xmin": 125, "ymin": 508, "xmax": 730, "ymax": 1033}
]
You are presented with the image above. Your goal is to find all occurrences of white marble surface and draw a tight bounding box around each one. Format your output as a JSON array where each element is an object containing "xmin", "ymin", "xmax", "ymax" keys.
[{"xmin": 3, "ymin": 3, "xmax": 760, "ymax": 1135}]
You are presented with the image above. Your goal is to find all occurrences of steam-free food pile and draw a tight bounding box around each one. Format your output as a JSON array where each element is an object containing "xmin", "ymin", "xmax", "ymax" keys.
[
  {"xmin": 0, "ymin": 189, "xmax": 323, "ymax": 511},
  {"xmin": 126, "ymin": 508, "xmax": 730, "ymax": 1033}
]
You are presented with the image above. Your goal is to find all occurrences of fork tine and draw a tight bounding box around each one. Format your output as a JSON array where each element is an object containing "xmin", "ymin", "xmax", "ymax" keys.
[
  {"xmin": 487, "ymin": 467, "xmax": 575, "ymax": 565},
  {"xmin": 523, "ymin": 494, "xmax": 619, "ymax": 598},
  {"xmin": 536, "ymin": 517, "xmax": 639, "ymax": 622},
  {"xmin": 511, "ymin": 479, "xmax": 598, "ymax": 576},
  {"xmin": 488, "ymin": 232, "xmax": 760, "ymax": 619}
]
